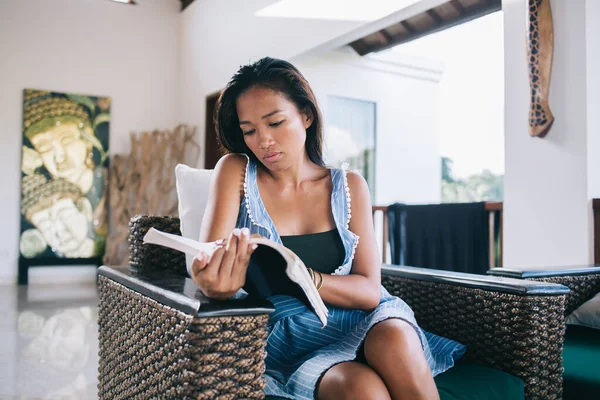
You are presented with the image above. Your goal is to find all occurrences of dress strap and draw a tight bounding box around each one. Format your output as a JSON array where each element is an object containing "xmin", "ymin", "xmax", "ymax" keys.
[
  {"xmin": 241, "ymin": 154, "xmax": 274, "ymax": 239},
  {"xmin": 340, "ymin": 163, "xmax": 352, "ymax": 229},
  {"xmin": 330, "ymin": 163, "xmax": 360, "ymax": 276}
]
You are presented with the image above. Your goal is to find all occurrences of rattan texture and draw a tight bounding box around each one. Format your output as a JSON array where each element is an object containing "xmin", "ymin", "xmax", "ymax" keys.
[
  {"xmin": 98, "ymin": 276, "xmax": 270, "ymax": 400},
  {"xmin": 527, "ymin": 273, "xmax": 600, "ymax": 316},
  {"xmin": 129, "ymin": 215, "xmax": 187, "ymax": 276},
  {"xmin": 382, "ymin": 275, "xmax": 566, "ymax": 400}
]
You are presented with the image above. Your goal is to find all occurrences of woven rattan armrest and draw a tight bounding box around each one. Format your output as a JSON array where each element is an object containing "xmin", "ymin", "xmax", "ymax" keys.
[
  {"xmin": 97, "ymin": 265, "xmax": 275, "ymax": 400},
  {"xmin": 488, "ymin": 265, "xmax": 600, "ymax": 316},
  {"xmin": 381, "ymin": 265, "xmax": 569, "ymax": 400}
]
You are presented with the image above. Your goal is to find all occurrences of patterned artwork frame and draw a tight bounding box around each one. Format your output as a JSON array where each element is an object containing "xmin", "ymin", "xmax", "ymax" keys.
[{"xmin": 18, "ymin": 89, "xmax": 110, "ymax": 283}]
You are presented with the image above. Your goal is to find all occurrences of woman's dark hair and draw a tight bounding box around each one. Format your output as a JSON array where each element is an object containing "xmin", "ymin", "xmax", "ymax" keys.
[{"xmin": 214, "ymin": 57, "xmax": 325, "ymax": 166}]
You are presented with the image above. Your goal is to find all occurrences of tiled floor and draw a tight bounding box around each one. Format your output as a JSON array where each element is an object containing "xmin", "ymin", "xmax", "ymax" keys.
[{"xmin": 0, "ymin": 283, "xmax": 99, "ymax": 399}]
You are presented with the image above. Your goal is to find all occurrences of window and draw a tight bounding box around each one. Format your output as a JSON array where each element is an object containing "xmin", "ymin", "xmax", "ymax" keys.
[{"xmin": 324, "ymin": 96, "xmax": 376, "ymax": 199}]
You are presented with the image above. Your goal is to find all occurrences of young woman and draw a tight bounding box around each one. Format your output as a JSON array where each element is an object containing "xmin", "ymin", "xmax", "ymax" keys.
[{"xmin": 191, "ymin": 57, "xmax": 465, "ymax": 400}]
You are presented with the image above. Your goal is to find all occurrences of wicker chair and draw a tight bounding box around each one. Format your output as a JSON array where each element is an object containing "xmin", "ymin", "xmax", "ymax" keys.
[
  {"xmin": 98, "ymin": 215, "xmax": 571, "ymax": 400},
  {"xmin": 488, "ymin": 266, "xmax": 600, "ymax": 400},
  {"xmin": 487, "ymin": 267, "xmax": 600, "ymax": 317}
]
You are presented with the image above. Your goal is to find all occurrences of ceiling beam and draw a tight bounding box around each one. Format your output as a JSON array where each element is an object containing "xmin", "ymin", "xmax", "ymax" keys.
[
  {"xmin": 378, "ymin": 30, "xmax": 393, "ymax": 45},
  {"xmin": 400, "ymin": 20, "xmax": 417, "ymax": 35},
  {"xmin": 426, "ymin": 9, "xmax": 444, "ymax": 26},
  {"xmin": 352, "ymin": 0, "xmax": 501, "ymax": 56},
  {"xmin": 181, "ymin": 0, "xmax": 195, "ymax": 11},
  {"xmin": 449, "ymin": 0, "xmax": 466, "ymax": 14}
]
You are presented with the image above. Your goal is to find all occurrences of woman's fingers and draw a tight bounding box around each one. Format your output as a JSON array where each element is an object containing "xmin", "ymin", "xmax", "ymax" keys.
[
  {"xmin": 191, "ymin": 252, "xmax": 208, "ymax": 278},
  {"xmin": 191, "ymin": 229, "xmax": 259, "ymax": 299},
  {"xmin": 218, "ymin": 229, "xmax": 240, "ymax": 278},
  {"xmin": 235, "ymin": 242, "xmax": 256, "ymax": 287},
  {"xmin": 230, "ymin": 228, "xmax": 256, "ymax": 288},
  {"xmin": 202, "ymin": 245, "xmax": 225, "ymax": 284},
  {"xmin": 232, "ymin": 228, "xmax": 251, "ymax": 276}
]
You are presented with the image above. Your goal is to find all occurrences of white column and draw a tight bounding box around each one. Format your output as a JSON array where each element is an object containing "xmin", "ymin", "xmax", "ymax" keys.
[
  {"xmin": 587, "ymin": 0, "xmax": 600, "ymax": 199},
  {"xmin": 502, "ymin": 0, "xmax": 591, "ymax": 268}
]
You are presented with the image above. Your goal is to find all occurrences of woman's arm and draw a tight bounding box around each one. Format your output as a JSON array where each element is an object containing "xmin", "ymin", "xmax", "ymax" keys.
[
  {"xmin": 317, "ymin": 171, "xmax": 381, "ymax": 312},
  {"xmin": 199, "ymin": 153, "xmax": 247, "ymax": 242},
  {"xmin": 191, "ymin": 153, "xmax": 256, "ymax": 300}
]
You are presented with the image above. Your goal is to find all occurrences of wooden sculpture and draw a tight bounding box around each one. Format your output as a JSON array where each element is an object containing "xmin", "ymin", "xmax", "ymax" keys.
[
  {"xmin": 103, "ymin": 124, "xmax": 200, "ymax": 266},
  {"xmin": 527, "ymin": 0, "xmax": 554, "ymax": 138}
]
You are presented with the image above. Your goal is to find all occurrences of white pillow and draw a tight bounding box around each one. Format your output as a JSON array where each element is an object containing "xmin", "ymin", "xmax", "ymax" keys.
[
  {"xmin": 174, "ymin": 163, "xmax": 214, "ymax": 275},
  {"xmin": 566, "ymin": 292, "xmax": 600, "ymax": 330}
]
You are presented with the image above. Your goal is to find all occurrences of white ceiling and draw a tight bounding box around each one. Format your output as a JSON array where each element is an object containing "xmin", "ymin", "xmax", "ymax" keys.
[{"xmin": 255, "ymin": 0, "xmax": 422, "ymax": 22}]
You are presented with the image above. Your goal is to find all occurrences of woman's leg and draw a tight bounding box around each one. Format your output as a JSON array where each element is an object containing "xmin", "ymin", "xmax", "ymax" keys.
[
  {"xmin": 363, "ymin": 319, "xmax": 439, "ymax": 400},
  {"xmin": 316, "ymin": 361, "xmax": 392, "ymax": 400}
]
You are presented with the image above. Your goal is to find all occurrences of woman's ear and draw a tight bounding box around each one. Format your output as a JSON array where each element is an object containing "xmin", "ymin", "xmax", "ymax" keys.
[{"xmin": 302, "ymin": 107, "xmax": 314, "ymax": 129}]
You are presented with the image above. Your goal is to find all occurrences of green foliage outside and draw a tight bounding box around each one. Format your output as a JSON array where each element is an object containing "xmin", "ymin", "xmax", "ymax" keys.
[{"xmin": 441, "ymin": 157, "xmax": 503, "ymax": 203}]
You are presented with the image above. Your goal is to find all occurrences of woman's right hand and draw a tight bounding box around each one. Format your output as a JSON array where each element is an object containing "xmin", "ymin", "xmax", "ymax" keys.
[{"xmin": 190, "ymin": 227, "xmax": 256, "ymax": 300}]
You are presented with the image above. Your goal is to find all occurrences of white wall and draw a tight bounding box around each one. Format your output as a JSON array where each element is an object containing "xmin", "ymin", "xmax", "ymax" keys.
[
  {"xmin": 296, "ymin": 50, "xmax": 444, "ymax": 205},
  {"xmin": 587, "ymin": 0, "xmax": 600, "ymax": 199},
  {"xmin": 178, "ymin": 0, "xmax": 366, "ymax": 167},
  {"xmin": 0, "ymin": 0, "xmax": 181, "ymax": 284},
  {"xmin": 503, "ymin": 0, "xmax": 591, "ymax": 268}
]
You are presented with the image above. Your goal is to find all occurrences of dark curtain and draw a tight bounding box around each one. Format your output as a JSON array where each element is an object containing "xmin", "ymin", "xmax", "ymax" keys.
[{"xmin": 387, "ymin": 202, "xmax": 490, "ymax": 275}]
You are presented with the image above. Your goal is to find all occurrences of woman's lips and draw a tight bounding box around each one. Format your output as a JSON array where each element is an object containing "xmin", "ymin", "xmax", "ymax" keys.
[{"xmin": 263, "ymin": 152, "xmax": 282, "ymax": 162}]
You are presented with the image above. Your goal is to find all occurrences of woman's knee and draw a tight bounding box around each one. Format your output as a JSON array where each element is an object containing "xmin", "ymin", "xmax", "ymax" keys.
[
  {"xmin": 317, "ymin": 361, "xmax": 391, "ymax": 400},
  {"xmin": 364, "ymin": 319, "xmax": 427, "ymax": 370},
  {"xmin": 365, "ymin": 319, "xmax": 420, "ymax": 351},
  {"xmin": 363, "ymin": 319, "xmax": 439, "ymax": 400}
]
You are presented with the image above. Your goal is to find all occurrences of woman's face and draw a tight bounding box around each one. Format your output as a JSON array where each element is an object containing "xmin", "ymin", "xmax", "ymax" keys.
[{"xmin": 236, "ymin": 86, "xmax": 312, "ymax": 171}]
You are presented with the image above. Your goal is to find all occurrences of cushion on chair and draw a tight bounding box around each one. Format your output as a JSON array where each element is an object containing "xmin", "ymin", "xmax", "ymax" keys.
[
  {"xmin": 174, "ymin": 163, "xmax": 214, "ymax": 275},
  {"xmin": 563, "ymin": 325, "xmax": 600, "ymax": 400},
  {"xmin": 435, "ymin": 362, "xmax": 524, "ymax": 400},
  {"xmin": 566, "ymin": 292, "xmax": 600, "ymax": 330},
  {"xmin": 264, "ymin": 362, "xmax": 524, "ymax": 400}
]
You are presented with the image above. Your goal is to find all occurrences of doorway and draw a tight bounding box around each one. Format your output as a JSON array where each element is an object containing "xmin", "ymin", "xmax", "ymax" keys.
[{"xmin": 204, "ymin": 91, "xmax": 224, "ymax": 169}]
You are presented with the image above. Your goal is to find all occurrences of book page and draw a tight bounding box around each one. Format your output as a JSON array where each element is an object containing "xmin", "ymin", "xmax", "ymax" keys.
[{"xmin": 143, "ymin": 227, "xmax": 329, "ymax": 326}]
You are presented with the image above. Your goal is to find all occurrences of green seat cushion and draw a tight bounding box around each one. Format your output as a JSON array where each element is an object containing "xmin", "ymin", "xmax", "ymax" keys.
[
  {"xmin": 435, "ymin": 361, "xmax": 524, "ymax": 400},
  {"xmin": 563, "ymin": 325, "xmax": 600, "ymax": 400},
  {"xmin": 265, "ymin": 362, "xmax": 524, "ymax": 400}
]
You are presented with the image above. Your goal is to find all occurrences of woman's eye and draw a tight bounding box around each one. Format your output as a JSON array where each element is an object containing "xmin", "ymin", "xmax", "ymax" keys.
[
  {"xmin": 243, "ymin": 129, "xmax": 255, "ymax": 136},
  {"xmin": 269, "ymin": 120, "xmax": 284, "ymax": 127}
]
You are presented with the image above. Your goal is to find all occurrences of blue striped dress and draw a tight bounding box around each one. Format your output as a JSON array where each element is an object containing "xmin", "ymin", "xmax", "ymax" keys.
[{"xmin": 236, "ymin": 155, "xmax": 466, "ymax": 399}]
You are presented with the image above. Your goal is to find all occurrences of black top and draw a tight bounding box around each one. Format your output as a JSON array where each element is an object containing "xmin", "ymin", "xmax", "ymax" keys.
[{"xmin": 281, "ymin": 229, "xmax": 345, "ymax": 274}]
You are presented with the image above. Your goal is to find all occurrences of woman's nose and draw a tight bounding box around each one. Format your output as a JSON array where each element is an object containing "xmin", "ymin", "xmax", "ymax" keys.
[{"xmin": 258, "ymin": 131, "xmax": 275, "ymax": 149}]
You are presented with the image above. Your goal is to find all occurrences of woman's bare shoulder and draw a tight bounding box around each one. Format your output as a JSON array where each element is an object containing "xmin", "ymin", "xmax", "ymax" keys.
[
  {"xmin": 212, "ymin": 153, "xmax": 248, "ymax": 197},
  {"xmin": 345, "ymin": 170, "xmax": 372, "ymax": 209},
  {"xmin": 345, "ymin": 170, "xmax": 369, "ymax": 194},
  {"xmin": 199, "ymin": 154, "xmax": 249, "ymax": 241},
  {"xmin": 212, "ymin": 153, "xmax": 248, "ymax": 186},
  {"xmin": 214, "ymin": 153, "xmax": 248, "ymax": 174}
]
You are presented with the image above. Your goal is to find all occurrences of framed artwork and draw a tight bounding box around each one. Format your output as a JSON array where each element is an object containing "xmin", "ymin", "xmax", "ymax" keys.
[
  {"xmin": 324, "ymin": 96, "xmax": 376, "ymax": 199},
  {"xmin": 19, "ymin": 89, "xmax": 110, "ymax": 272}
]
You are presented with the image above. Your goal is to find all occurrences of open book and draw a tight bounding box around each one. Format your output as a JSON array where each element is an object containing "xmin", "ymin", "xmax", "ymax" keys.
[{"xmin": 143, "ymin": 228, "xmax": 329, "ymax": 326}]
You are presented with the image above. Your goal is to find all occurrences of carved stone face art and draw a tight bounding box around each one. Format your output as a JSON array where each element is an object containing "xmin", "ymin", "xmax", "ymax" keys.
[
  {"xmin": 20, "ymin": 176, "xmax": 94, "ymax": 258},
  {"xmin": 28, "ymin": 121, "xmax": 94, "ymax": 194},
  {"xmin": 30, "ymin": 197, "xmax": 94, "ymax": 258},
  {"xmin": 20, "ymin": 90, "xmax": 110, "ymax": 262},
  {"xmin": 24, "ymin": 91, "xmax": 99, "ymax": 195}
]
